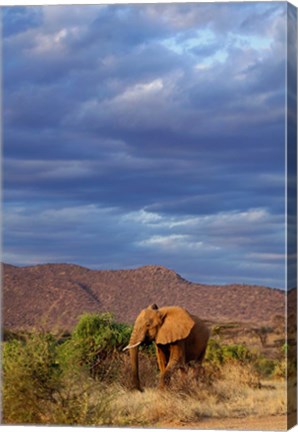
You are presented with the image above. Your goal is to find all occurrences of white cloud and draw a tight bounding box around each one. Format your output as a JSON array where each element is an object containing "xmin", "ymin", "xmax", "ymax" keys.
[
  {"xmin": 123, "ymin": 209, "xmax": 163, "ymax": 225},
  {"xmin": 138, "ymin": 233, "xmax": 221, "ymax": 252},
  {"xmin": 138, "ymin": 234, "xmax": 188, "ymax": 248},
  {"xmin": 127, "ymin": 207, "xmax": 273, "ymax": 231},
  {"xmin": 30, "ymin": 28, "xmax": 68, "ymax": 54},
  {"xmin": 128, "ymin": 207, "xmax": 283, "ymax": 262},
  {"xmin": 119, "ymin": 79, "xmax": 164, "ymax": 101}
]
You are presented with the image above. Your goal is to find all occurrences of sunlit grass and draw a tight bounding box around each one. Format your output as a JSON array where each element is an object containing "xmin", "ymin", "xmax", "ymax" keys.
[{"xmin": 2, "ymin": 316, "xmax": 289, "ymax": 427}]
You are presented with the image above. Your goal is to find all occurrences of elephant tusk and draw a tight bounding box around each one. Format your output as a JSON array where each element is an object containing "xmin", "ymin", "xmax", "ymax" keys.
[{"xmin": 123, "ymin": 341, "xmax": 141, "ymax": 351}]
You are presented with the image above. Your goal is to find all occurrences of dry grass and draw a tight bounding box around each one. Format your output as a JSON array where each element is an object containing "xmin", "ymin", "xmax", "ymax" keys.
[
  {"xmin": 3, "ymin": 324, "xmax": 289, "ymax": 428},
  {"xmin": 104, "ymin": 363, "xmax": 286, "ymax": 427},
  {"xmin": 3, "ymin": 351, "xmax": 287, "ymax": 427}
]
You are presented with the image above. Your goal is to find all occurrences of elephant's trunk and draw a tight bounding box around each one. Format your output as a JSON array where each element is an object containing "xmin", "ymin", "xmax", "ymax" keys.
[
  {"xmin": 124, "ymin": 326, "xmax": 144, "ymax": 391},
  {"xmin": 130, "ymin": 345, "xmax": 142, "ymax": 391}
]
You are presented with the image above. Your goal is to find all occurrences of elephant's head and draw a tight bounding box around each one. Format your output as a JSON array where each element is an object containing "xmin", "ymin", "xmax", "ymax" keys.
[{"xmin": 123, "ymin": 304, "xmax": 195, "ymax": 390}]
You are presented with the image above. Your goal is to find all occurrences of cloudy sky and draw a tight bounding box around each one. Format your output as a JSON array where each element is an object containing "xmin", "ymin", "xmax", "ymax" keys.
[{"xmin": 2, "ymin": 3, "xmax": 289, "ymax": 288}]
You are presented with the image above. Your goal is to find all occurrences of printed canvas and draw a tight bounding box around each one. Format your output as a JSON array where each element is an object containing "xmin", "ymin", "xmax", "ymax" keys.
[{"xmin": 1, "ymin": 2, "xmax": 297, "ymax": 430}]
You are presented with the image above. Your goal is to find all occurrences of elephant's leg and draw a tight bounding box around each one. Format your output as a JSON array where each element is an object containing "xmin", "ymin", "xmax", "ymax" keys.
[
  {"xmin": 197, "ymin": 347, "xmax": 207, "ymax": 363},
  {"xmin": 192, "ymin": 348, "xmax": 207, "ymax": 381},
  {"xmin": 156, "ymin": 346, "xmax": 167, "ymax": 373},
  {"xmin": 159, "ymin": 344, "xmax": 184, "ymax": 389}
]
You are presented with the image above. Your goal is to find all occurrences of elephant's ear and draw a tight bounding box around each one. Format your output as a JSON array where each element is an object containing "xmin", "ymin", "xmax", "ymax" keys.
[{"xmin": 156, "ymin": 306, "xmax": 195, "ymax": 345}]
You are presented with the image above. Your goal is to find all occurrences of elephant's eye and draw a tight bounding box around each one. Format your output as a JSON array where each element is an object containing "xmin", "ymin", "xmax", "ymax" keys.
[{"xmin": 146, "ymin": 320, "xmax": 152, "ymax": 327}]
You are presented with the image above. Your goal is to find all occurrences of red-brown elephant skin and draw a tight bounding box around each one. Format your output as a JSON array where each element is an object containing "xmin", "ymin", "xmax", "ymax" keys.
[{"xmin": 123, "ymin": 304, "xmax": 210, "ymax": 391}]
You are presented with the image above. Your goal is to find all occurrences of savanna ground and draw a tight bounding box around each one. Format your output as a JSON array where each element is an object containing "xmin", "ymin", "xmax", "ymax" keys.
[{"xmin": 2, "ymin": 313, "xmax": 296, "ymax": 429}]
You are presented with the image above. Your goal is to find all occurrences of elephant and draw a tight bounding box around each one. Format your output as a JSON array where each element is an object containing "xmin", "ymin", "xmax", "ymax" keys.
[{"xmin": 123, "ymin": 304, "xmax": 210, "ymax": 391}]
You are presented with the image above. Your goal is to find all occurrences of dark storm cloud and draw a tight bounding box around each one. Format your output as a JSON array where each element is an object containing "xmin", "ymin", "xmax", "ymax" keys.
[
  {"xmin": 80, "ymin": 5, "xmax": 172, "ymax": 49},
  {"xmin": 2, "ymin": 3, "xmax": 288, "ymax": 287},
  {"xmin": 2, "ymin": 7, "xmax": 42, "ymax": 37}
]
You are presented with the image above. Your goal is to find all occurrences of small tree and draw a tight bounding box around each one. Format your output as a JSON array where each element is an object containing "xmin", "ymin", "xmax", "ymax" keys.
[{"xmin": 59, "ymin": 312, "xmax": 132, "ymax": 379}]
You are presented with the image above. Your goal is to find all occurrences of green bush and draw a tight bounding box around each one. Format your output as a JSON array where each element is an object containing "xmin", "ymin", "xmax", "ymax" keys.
[
  {"xmin": 253, "ymin": 357, "xmax": 277, "ymax": 378},
  {"xmin": 205, "ymin": 339, "xmax": 224, "ymax": 364},
  {"xmin": 58, "ymin": 312, "xmax": 132, "ymax": 380},
  {"xmin": 2, "ymin": 329, "xmax": 121, "ymax": 425},
  {"xmin": 205, "ymin": 339, "xmax": 253, "ymax": 365},
  {"xmin": 222, "ymin": 344, "xmax": 253, "ymax": 362},
  {"xmin": 72, "ymin": 312, "xmax": 131, "ymax": 348},
  {"xmin": 2, "ymin": 315, "xmax": 133, "ymax": 425},
  {"xmin": 3, "ymin": 332, "xmax": 63, "ymax": 424},
  {"xmin": 205, "ymin": 339, "xmax": 286, "ymax": 380}
]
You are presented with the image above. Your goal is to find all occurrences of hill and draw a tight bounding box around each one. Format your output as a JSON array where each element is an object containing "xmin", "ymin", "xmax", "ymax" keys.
[{"xmin": 2, "ymin": 263, "xmax": 287, "ymax": 331}]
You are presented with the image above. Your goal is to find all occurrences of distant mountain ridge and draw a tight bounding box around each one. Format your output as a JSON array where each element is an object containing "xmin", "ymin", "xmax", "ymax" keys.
[{"xmin": 3, "ymin": 263, "xmax": 287, "ymax": 331}]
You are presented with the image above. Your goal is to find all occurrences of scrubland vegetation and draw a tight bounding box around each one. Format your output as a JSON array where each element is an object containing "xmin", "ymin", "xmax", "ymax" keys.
[{"xmin": 2, "ymin": 313, "xmax": 294, "ymax": 426}]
